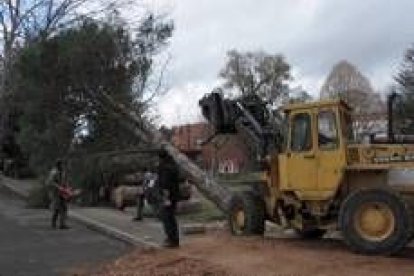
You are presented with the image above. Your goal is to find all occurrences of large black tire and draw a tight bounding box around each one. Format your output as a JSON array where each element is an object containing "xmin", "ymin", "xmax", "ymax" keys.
[
  {"xmin": 295, "ymin": 228, "xmax": 326, "ymax": 239},
  {"xmin": 228, "ymin": 191, "xmax": 265, "ymax": 236},
  {"xmin": 339, "ymin": 189, "xmax": 412, "ymax": 255}
]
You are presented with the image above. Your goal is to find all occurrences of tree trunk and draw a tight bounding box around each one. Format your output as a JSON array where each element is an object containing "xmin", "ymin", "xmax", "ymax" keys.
[{"xmin": 93, "ymin": 91, "xmax": 233, "ymax": 212}]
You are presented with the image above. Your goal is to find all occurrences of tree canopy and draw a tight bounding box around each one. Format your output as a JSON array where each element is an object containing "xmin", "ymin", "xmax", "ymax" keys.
[
  {"xmin": 13, "ymin": 15, "xmax": 173, "ymax": 175},
  {"xmin": 320, "ymin": 60, "xmax": 384, "ymax": 114},
  {"xmin": 0, "ymin": 0, "xmax": 146, "ymax": 174},
  {"xmin": 320, "ymin": 60, "xmax": 386, "ymax": 138},
  {"xmin": 218, "ymin": 50, "xmax": 291, "ymax": 105}
]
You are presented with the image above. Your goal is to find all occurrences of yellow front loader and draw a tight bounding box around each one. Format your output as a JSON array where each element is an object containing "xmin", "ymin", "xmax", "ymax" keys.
[{"xmin": 200, "ymin": 93, "xmax": 414, "ymax": 255}]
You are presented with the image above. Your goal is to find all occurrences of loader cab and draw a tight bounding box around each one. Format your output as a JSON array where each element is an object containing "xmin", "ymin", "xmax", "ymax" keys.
[{"xmin": 278, "ymin": 100, "xmax": 350, "ymax": 200}]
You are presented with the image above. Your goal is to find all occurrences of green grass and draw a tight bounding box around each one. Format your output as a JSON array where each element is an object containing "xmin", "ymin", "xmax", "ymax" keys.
[
  {"xmin": 179, "ymin": 197, "xmax": 225, "ymax": 223},
  {"xmin": 218, "ymin": 172, "xmax": 263, "ymax": 183},
  {"xmin": 218, "ymin": 172, "xmax": 265, "ymax": 193},
  {"xmin": 178, "ymin": 173, "xmax": 265, "ymax": 223},
  {"xmin": 138, "ymin": 173, "xmax": 264, "ymax": 224}
]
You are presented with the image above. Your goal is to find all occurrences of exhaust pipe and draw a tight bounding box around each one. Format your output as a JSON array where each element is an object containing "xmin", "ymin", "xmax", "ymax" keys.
[{"xmin": 388, "ymin": 92, "xmax": 398, "ymax": 144}]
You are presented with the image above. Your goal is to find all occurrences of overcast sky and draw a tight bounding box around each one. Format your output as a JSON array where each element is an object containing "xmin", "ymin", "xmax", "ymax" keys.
[{"xmin": 144, "ymin": 0, "xmax": 414, "ymax": 126}]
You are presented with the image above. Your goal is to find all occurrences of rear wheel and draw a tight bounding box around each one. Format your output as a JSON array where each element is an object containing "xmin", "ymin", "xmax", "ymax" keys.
[
  {"xmin": 228, "ymin": 192, "xmax": 265, "ymax": 236},
  {"xmin": 339, "ymin": 189, "xmax": 412, "ymax": 255}
]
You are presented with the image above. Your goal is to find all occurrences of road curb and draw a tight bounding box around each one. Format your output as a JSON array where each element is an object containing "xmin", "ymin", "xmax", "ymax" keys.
[
  {"xmin": 0, "ymin": 175, "xmax": 29, "ymax": 198},
  {"xmin": 69, "ymin": 211, "xmax": 160, "ymax": 248},
  {"xmin": 0, "ymin": 175, "xmax": 160, "ymax": 248}
]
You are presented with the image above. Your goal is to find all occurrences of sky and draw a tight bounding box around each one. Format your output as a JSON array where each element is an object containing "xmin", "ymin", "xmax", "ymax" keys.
[{"xmin": 143, "ymin": 0, "xmax": 414, "ymax": 126}]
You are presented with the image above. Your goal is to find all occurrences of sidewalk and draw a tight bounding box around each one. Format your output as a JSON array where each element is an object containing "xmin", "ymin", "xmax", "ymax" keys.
[{"xmin": 0, "ymin": 175, "xmax": 179, "ymax": 248}]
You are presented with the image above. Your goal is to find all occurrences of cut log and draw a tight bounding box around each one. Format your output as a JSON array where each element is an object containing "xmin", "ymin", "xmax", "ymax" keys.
[{"xmin": 90, "ymin": 91, "xmax": 233, "ymax": 212}]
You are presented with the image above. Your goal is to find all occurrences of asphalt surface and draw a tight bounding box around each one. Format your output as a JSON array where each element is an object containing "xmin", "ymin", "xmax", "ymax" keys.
[{"xmin": 0, "ymin": 186, "xmax": 131, "ymax": 276}]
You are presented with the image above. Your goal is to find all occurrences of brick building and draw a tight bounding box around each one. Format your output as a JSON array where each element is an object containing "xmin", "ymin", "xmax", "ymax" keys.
[{"xmin": 171, "ymin": 122, "xmax": 250, "ymax": 174}]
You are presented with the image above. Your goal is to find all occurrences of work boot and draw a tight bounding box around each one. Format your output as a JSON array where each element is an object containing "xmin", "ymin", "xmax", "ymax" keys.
[
  {"xmin": 59, "ymin": 225, "xmax": 70, "ymax": 230},
  {"xmin": 132, "ymin": 217, "xmax": 143, "ymax": 221},
  {"xmin": 162, "ymin": 239, "xmax": 179, "ymax": 248}
]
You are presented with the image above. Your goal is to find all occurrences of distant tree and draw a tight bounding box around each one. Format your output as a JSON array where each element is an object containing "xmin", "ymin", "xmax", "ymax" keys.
[
  {"xmin": 320, "ymin": 60, "xmax": 383, "ymax": 112},
  {"xmin": 320, "ymin": 60, "xmax": 385, "ymax": 138},
  {"xmin": 396, "ymin": 46, "xmax": 414, "ymax": 97},
  {"xmin": 395, "ymin": 45, "xmax": 414, "ymax": 133},
  {"xmin": 288, "ymin": 86, "xmax": 313, "ymax": 104},
  {"xmin": 320, "ymin": 61, "xmax": 372, "ymax": 95},
  {"xmin": 219, "ymin": 50, "xmax": 291, "ymax": 105}
]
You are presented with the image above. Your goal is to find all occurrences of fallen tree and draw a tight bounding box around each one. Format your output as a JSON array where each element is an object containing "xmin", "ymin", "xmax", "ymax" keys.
[{"xmin": 89, "ymin": 90, "xmax": 233, "ymax": 212}]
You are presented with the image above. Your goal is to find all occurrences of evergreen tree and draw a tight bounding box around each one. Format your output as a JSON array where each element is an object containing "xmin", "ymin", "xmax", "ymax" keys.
[
  {"xmin": 395, "ymin": 45, "xmax": 414, "ymax": 133},
  {"xmin": 12, "ymin": 15, "xmax": 173, "ymax": 192}
]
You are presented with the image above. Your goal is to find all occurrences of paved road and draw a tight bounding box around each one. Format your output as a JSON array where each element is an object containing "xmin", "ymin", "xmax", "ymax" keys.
[{"xmin": 0, "ymin": 186, "xmax": 131, "ymax": 276}]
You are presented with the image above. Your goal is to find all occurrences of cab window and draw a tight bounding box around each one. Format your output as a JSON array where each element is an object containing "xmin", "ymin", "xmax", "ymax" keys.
[
  {"xmin": 341, "ymin": 111, "xmax": 355, "ymax": 143},
  {"xmin": 291, "ymin": 113, "xmax": 312, "ymax": 152},
  {"xmin": 318, "ymin": 111, "xmax": 338, "ymax": 150}
]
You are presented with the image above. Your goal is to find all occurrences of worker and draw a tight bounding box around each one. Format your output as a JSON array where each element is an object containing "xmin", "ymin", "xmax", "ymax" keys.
[
  {"xmin": 157, "ymin": 150, "xmax": 180, "ymax": 248},
  {"xmin": 133, "ymin": 167, "xmax": 157, "ymax": 221},
  {"xmin": 46, "ymin": 159, "xmax": 70, "ymax": 230},
  {"xmin": 133, "ymin": 170, "xmax": 145, "ymax": 221}
]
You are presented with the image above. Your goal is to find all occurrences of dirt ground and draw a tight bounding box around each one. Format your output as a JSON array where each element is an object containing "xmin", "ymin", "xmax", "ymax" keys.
[{"xmin": 72, "ymin": 231, "xmax": 414, "ymax": 276}]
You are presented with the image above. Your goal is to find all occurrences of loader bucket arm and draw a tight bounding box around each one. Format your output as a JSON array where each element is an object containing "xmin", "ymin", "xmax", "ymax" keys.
[{"xmin": 199, "ymin": 92, "xmax": 285, "ymax": 160}]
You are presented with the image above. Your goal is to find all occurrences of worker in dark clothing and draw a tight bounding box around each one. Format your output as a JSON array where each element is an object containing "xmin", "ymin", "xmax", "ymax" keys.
[
  {"xmin": 46, "ymin": 159, "xmax": 70, "ymax": 230},
  {"xmin": 157, "ymin": 150, "xmax": 180, "ymax": 248}
]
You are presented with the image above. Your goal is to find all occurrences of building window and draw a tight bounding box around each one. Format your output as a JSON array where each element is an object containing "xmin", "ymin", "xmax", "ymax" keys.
[{"xmin": 219, "ymin": 159, "xmax": 237, "ymax": 174}]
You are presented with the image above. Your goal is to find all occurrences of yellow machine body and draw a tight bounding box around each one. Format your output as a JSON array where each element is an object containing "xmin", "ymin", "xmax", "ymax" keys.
[
  {"xmin": 226, "ymin": 97, "xmax": 414, "ymax": 254},
  {"xmin": 262, "ymin": 100, "xmax": 414, "ymax": 225}
]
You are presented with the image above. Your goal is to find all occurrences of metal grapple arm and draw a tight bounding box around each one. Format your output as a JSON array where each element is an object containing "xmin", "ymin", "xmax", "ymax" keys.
[{"xmin": 199, "ymin": 92, "xmax": 285, "ymax": 160}]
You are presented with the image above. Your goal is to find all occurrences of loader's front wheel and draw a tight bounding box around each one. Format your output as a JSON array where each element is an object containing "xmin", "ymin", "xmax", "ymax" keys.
[
  {"xmin": 339, "ymin": 189, "xmax": 411, "ymax": 255},
  {"xmin": 228, "ymin": 192, "xmax": 265, "ymax": 236}
]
